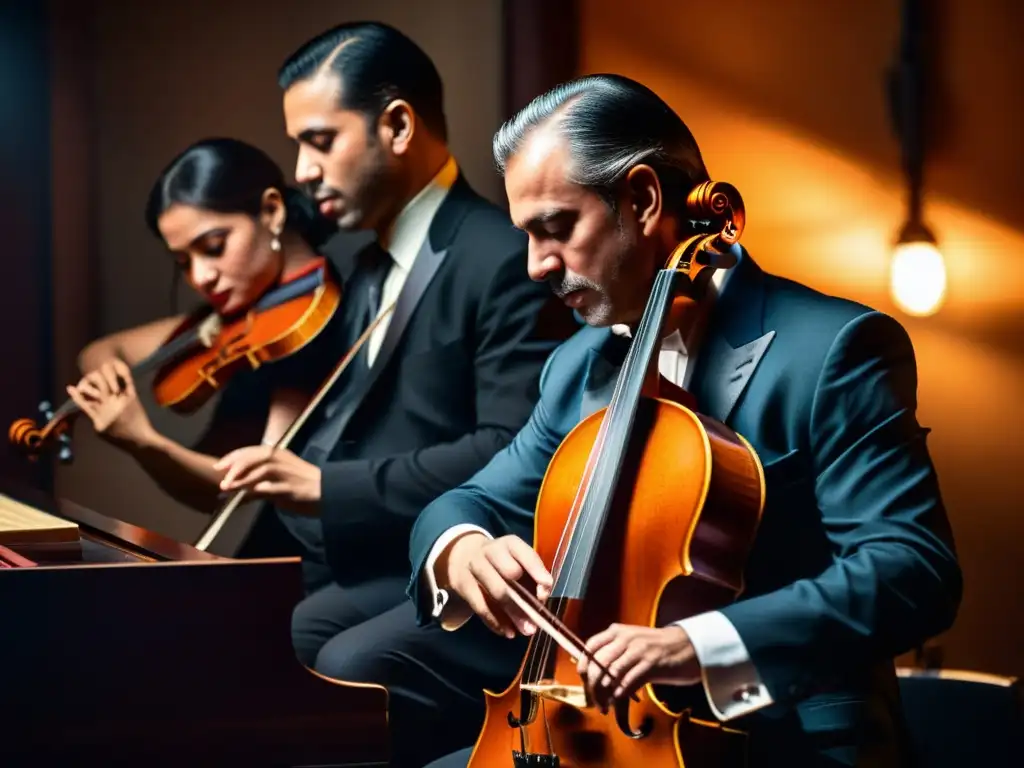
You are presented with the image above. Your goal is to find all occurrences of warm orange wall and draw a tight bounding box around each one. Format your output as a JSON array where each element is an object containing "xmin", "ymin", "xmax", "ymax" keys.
[{"xmin": 580, "ymin": 0, "xmax": 1024, "ymax": 679}]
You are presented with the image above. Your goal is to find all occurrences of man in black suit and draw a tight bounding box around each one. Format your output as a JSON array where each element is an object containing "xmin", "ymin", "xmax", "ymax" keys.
[
  {"xmin": 411, "ymin": 74, "xmax": 963, "ymax": 767},
  {"xmin": 215, "ymin": 22, "xmax": 574, "ymax": 766}
]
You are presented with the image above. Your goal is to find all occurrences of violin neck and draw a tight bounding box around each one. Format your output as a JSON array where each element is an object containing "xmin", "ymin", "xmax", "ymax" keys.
[{"xmin": 551, "ymin": 268, "xmax": 683, "ymax": 600}]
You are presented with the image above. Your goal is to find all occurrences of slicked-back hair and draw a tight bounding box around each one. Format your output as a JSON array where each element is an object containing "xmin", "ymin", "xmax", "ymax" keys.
[
  {"xmin": 278, "ymin": 21, "xmax": 447, "ymax": 141},
  {"xmin": 493, "ymin": 74, "xmax": 709, "ymax": 218}
]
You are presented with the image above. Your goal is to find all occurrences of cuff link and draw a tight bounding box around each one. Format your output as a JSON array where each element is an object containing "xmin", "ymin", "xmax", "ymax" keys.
[{"xmin": 732, "ymin": 684, "xmax": 760, "ymax": 703}]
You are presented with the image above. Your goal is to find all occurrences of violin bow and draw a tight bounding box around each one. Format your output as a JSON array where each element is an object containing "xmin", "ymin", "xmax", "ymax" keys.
[
  {"xmin": 193, "ymin": 300, "xmax": 397, "ymax": 551},
  {"xmin": 505, "ymin": 579, "xmax": 640, "ymax": 703}
]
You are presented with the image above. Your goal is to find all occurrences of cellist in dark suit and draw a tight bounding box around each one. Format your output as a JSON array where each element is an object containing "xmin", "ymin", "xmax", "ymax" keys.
[{"xmin": 411, "ymin": 74, "xmax": 963, "ymax": 767}]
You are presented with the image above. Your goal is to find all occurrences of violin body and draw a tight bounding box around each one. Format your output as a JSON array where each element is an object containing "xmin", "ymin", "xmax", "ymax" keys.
[
  {"xmin": 9, "ymin": 258, "xmax": 341, "ymax": 462},
  {"xmin": 153, "ymin": 270, "xmax": 341, "ymax": 413},
  {"xmin": 468, "ymin": 397, "xmax": 765, "ymax": 767}
]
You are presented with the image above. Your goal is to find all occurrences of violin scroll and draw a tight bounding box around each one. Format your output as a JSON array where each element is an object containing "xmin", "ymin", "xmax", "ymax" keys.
[{"xmin": 9, "ymin": 401, "xmax": 75, "ymax": 464}]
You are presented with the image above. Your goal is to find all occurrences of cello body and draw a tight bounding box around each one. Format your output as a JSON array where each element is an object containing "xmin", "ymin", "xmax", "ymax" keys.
[{"xmin": 468, "ymin": 399, "xmax": 765, "ymax": 767}]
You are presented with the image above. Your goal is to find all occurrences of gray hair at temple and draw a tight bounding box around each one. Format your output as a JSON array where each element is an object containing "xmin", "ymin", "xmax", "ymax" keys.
[{"xmin": 492, "ymin": 74, "xmax": 710, "ymax": 218}]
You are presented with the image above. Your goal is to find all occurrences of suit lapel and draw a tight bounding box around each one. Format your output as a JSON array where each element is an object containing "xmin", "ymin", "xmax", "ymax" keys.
[
  {"xmin": 694, "ymin": 331, "xmax": 775, "ymax": 423},
  {"xmin": 320, "ymin": 237, "xmax": 448, "ymax": 445},
  {"xmin": 691, "ymin": 249, "xmax": 776, "ymax": 424},
  {"xmin": 304, "ymin": 177, "xmax": 476, "ymax": 458}
]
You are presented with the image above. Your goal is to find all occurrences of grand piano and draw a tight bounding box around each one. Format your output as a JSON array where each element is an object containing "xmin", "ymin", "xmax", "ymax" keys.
[{"xmin": 0, "ymin": 479, "xmax": 389, "ymax": 767}]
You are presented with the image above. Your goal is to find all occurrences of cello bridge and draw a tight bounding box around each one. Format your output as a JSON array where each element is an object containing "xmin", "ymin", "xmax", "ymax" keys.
[
  {"xmin": 520, "ymin": 682, "xmax": 590, "ymax": 709},
  {"xmin": 512, "ymin": 751, "xmax": 560, "ymax": 768}
]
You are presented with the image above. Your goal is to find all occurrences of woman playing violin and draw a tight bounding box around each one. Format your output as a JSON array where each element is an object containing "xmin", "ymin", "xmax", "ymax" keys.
[{"xmin": 69, "ymin": 137, "xmax": 341, "ymax": 589}]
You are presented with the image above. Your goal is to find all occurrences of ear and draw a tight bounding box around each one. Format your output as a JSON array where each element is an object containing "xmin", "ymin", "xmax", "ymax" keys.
[
  {"xmin": 378, "ymin": 99, "xmax": 415, "ymax": 156},
  {"xmin": 259, "ymin": 187, "xmax": 287, "ymax": 234},
  {"xmin": 623, "ymin": 164, "xmax": 662, "ymax": 238}
]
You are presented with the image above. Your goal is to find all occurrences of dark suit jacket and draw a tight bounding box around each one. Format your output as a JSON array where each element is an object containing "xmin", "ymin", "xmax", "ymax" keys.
[
  {"xmin": 276, "ymin": 175, "xmax": 575, "ymax": 585},
  {"xmin": 408, "ymin": 249, "xmax": 962, "ymax": 766}
]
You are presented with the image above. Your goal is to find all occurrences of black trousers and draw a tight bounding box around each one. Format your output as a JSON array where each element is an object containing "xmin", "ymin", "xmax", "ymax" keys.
[{"xmin": 291, "ymin": 578, "xmax": 528, "ymax": 768}]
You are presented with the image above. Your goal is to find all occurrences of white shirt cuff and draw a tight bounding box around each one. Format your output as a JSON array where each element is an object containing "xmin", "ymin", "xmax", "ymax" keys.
[
  {"xmin": 423, "ymin": 524, "xmax": 493, "ymax": 630},
  {"xmin": 675, "ymin": 610, "xmax": 773, "ymax": 721}
]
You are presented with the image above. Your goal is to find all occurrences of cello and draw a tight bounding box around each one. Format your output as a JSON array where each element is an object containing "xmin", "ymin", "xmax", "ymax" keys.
[
  {"xmin": 467, "ymin": 181, "xmax": 766, "ymax": 767},
  {"xmin": 9, "ymin": 257, "xmax": 341, "ymax": 464}
]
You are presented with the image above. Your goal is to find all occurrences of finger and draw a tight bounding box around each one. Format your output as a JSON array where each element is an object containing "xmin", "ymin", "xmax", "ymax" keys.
[
  {"xmin": 458, "ymin": 575, "xmax": 517, "ymax": 639},
  {"xmin": 505, "ymin": 538, "xmax": 553, "ymax": 597},
  {"xmin": 615, "ymin": 655, "xmax": 654, "ymax": 699},
  {"xmin": 595, "ymin": 639, "xmax": 629, "ymax": 693},
  {"xmin": 252, "ymin": 480, "xmax": 289, "ymax": 496},
  {"xmin": 100, "ymin": 362, "xmax": 123, "ymax": 394},
  {"xmin": 219, "ymin": 452, "xmax": 269, "ymax": 488},
  {"xmin": 583, "ymin": 658, "xmax": 612, "ymax": 713},
  {"xmin": 585, "ymin": 625, "xmax": 622, "ymax": 655},
  {"xmin": 483, "ymin": 543, "xmax": 525, "ymax": 583},
  {"xmin": 66, "ymin": 386, "xmax": 99, "ymax": 420},
  {"xmin": 214, "ymin": 446, "xmax": 263, "ymax": 478},
  {"xmin": 111, "ymin": 358, "xmax": 134, "ymax": 394},
  {"xmin": 212, "ymin": 449, "xmax": 242, "ymax": 471},
  {"xmin": 222, "ymin": 461, "xmax": 273, "ymax": 491},
  {"xmin": 85, "ymin": 370, "xmax": 111, "ymax": 397},
  {"xmin": 75, "ymin": 378, "xmax": 104, "ymax": 401},
  {"xmin": 467, "ymin": 557, "xmax": 533, "ymax": 636},
  {"xmin": 213, "ymin": 444, "xmax": 271, "ymax": 471},
  {"xmin": 578, "ymin": 634, "xmax": 625, "ymax": 679}
]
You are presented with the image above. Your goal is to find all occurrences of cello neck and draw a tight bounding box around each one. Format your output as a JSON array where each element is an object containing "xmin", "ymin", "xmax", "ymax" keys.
[{"xmin": 550, "ymin": 267, "xmax": 687, "ymax": 600}]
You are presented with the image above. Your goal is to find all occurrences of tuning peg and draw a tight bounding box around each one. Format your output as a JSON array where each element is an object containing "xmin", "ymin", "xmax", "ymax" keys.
[{"xmin": 57, "ymin": 432, "xmax": 74, "ymax": 464}]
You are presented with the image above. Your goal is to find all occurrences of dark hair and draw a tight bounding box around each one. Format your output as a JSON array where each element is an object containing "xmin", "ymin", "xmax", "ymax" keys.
[
  {"xmin": 277, "ymin": 21, "xmax": 447, "ymax": 141},
  {"xmin": 145, "ymin": 137, "xmax": 337, "ymax": 249},
  {"xmin": 493, "ymin": 74, "xmax": 710, "ymax": 219}
]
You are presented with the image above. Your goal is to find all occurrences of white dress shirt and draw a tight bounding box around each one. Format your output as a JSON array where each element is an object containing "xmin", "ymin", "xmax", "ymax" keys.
[
  {"xmin": 365, "ymin": 155, "xmax": 459, "ymax": 367},
  {"xmin": 422, "ymin": 258, "xmax": 774, "ymax": 722}
]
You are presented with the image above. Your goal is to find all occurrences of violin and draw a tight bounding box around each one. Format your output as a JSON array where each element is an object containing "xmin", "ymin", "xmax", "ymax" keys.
[
  {"xmin": 192, "ymin": 297, "xmax": 395, "ymax": 551},
  {"xmin": 466, "ymin": 181, "xmax": 765, "ymax": 767},
  {"xmin": 9, "ymin": 258, "xmax": 341, "ymax": 464}
]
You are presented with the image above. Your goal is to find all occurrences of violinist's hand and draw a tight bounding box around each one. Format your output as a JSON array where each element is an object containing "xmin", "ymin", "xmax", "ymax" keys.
[
  {"xmin": 66, "ymin": 360, "xmax": 157, "ymax": 449},
  {"xmin": 443, "ymin": 533, "xmax": 553, "ymax": 639},
  {"xmin": 577, "ymin": 624, "xmax": 701, "ymax": 713},
  {"xmin": 214, "ymin": 445, "xmax": 320, "ymax": 515}
]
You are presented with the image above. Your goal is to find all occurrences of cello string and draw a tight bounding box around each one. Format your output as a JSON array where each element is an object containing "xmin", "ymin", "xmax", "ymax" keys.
[{"xmin": 528, "ymin": 270, "xmax": 671, "ymax": 691}]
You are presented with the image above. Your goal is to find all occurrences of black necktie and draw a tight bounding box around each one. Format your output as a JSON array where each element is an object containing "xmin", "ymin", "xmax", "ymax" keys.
[
  {"xmin": 352, "ymin": 241, "xmax": 393, "ymax": 343},
  {"xmin": 298, "ymin": 242, "xmax": 392, "ymax": 461}
]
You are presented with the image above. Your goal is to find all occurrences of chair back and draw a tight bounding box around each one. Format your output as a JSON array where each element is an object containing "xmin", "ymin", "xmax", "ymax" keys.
[{"xmin": 897, "ymin": 667, "xmax": 1021, "ymax": 767}]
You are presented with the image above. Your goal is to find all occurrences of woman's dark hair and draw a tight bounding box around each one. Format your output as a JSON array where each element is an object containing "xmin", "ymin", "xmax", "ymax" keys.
[{"xmin": 145, "ymin": 137, "xmax": 338, "ymax": 249}]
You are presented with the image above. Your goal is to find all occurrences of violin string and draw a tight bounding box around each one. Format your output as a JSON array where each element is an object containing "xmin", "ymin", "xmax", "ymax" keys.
[{"xmin": 527, "ymin": 270, "xmax": 671, "ymax": 694}]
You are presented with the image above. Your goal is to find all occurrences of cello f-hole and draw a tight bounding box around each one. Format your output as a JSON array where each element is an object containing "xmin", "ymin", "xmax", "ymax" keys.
[{"xmin": 614, "ymin": 696, "xmax": 654, "ymax": 740}]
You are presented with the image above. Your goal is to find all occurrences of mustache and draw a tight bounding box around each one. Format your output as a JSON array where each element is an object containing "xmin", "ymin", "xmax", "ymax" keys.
[
  {"xmin": 548, "ymin": 272, "xmax": 600, "ymax": 298},
  {"xmin": 305, "ymin": 182, "xmax": 342, "ymax": 203}
]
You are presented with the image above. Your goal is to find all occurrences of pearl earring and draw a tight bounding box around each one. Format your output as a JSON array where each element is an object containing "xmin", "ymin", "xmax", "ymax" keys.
[{"xmin": 270, "ymin": 227, "xmax": 282, "ymax": 252}]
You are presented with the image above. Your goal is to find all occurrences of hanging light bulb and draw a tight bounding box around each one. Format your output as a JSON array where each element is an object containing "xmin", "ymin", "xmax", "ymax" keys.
[
  {"xmin": 885, "ymin": 0, "xmax": 947, "ymax": 317},
  {"xmin": 889, "ymin": 219, "xmax": 946, "ymax": 316}
]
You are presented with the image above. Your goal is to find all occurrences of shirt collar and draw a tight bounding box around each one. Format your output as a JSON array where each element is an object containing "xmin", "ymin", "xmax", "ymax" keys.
[
  {"xmin": 379, "ymin": 155, "xmax": 458, "ymax": 272},
  {"xmin": 610, "ymin": 251, "xmax": 737, "ymax": 354}
]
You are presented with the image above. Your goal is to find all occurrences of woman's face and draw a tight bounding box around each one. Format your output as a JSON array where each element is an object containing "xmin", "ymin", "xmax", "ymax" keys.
[{"xmin": 157, "ymin": 203, "xmax": 280, "ymax": 316}]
